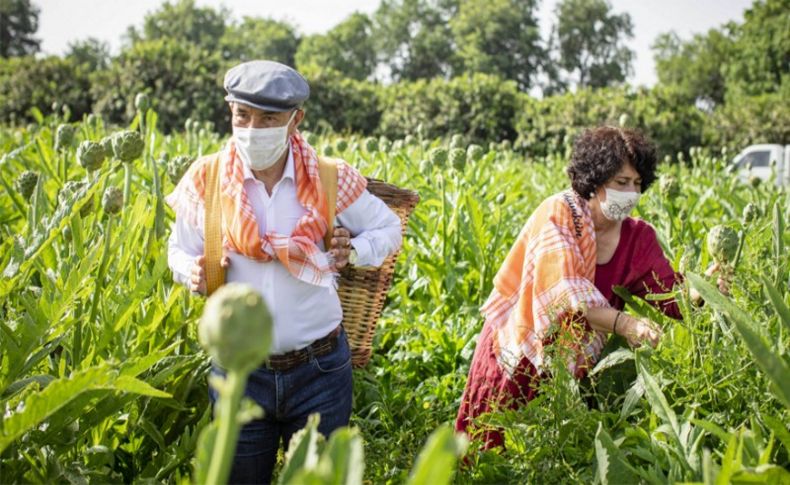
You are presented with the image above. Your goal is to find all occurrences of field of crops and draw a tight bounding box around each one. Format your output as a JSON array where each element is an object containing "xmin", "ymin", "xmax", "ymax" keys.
[{"xmin": 1, "ymin": 107, "xmax": 788, "ymax": 484}]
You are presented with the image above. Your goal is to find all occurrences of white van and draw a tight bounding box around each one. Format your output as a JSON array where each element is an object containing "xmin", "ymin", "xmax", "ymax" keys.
[{"xmin": 731, "ymin": 144, "xmax": 790, "ymax": 186}]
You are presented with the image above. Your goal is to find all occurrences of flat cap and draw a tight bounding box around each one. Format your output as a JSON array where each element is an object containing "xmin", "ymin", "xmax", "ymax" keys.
[{"xmin": 223, "ymin": 60, "xmax": 309, "ymax": 112}]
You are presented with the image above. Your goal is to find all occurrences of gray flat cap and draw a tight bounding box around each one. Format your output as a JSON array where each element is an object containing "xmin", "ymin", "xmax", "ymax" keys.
[{"xmin": 224, "ymin": 60, "xmax": 309, "ymax": 112}]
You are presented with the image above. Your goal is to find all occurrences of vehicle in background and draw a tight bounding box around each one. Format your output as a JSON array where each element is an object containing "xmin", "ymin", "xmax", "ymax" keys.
[{"xmin": 731, "ymin": 144, "xmax": 790, "ymax": 186}]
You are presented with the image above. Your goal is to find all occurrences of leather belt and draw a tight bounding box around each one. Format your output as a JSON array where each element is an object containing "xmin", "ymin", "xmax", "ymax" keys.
[{"xmin": 263, "ymin": 325, "xmax": 342, "ymax": 372}]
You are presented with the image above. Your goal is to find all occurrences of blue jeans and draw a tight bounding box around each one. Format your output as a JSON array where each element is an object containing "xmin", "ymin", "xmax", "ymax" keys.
[{"xmin": 208, "ymin": 328, "xmax": 353, "ymax": 485}]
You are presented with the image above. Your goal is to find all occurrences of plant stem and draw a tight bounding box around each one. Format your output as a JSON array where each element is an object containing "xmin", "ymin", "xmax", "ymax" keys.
[
  {"xmin": 205, "ymin": 371, "xmax": 246, "ymax": 485},
  {"xmin": 124, "ymin": 163, "xmax": 132, "ymax": 206},
  {"xmin": 88, "ymin": 216, "xmax": 113, "ymax": 325}
]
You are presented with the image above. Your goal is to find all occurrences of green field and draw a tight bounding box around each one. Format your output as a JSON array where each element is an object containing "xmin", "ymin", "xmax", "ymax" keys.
[{"xmin": 0, "ymin": 108, "xmax": 788, "ymax": 484}]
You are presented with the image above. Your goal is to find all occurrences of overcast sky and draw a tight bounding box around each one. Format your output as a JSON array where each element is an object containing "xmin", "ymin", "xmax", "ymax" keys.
[{"xmin": 34, "ymin": 0, "xmax": 754, "ymax": 87}]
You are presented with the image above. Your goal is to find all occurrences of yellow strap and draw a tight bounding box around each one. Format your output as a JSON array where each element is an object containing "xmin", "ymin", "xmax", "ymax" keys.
[
  {"xmin": 204, "ymin": 155, "xmax": 225, "ymax": 295},
  {"xmin": 317, "ymin": 156, "xmax": 338, "ymax": 249}
]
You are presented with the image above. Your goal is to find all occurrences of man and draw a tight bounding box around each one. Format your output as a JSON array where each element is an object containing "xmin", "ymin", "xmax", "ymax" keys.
[{"xmin": 165, "ymin": 60, "xmax": 402, "ymax": 484}]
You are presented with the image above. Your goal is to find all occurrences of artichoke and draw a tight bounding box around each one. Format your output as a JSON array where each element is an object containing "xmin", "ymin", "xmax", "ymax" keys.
[
  {"xmin": 111, "ymin": 130, "xmax": 145, "ymax": 163},
  {"xmin": 450, "ymin": 134, "xmax": 464, "ymax": 149},
  {"xmin": 77, "ymin": 140, "xmax": 107, "ymax": 172},
  {"xmin": 379, "ymin": 136, "xmax": 391, "ymax": 153},
  {"xmin": 322, "ymin": 144, "xmax": 335, "ymax": 157},
  {"xmin": 184, "ymin": 118, "xmax": 194, "ymax": 132},
  {"xmin": 707, "ymin": 225, "xmax": 739, "ymax": 264},
  {"xmin": 305, "ymin": 132, "xmax": 319, "ymax": 146},
  {"xmin": 99, "ymin": 136, "xmax": 114, "ymax": 157},
  {"xmin": 429, "ymin": 147, "xmax": 448, "ymax": 167},
  {"xmin": 748, "ymin": 175, "xmax": 761, "ymax": 188},
  {"xmin": 16, "ymin": 171, "xmax": 39, "ymax": 200},
  {"xmin": 449, "ymin": 148, "xmax": 466, "ymax": 171},
  {"xmin": 167, "ymin": 155, "xmax": 192, "ymax": 185},
  {"xmin": 742, "ymin": 203, "xmax": 760, "ymax": 223},
  {"xmin": 659, "ymin": 175, "xmax": 680, "ymax": 199},
  {"xmin": 364, "ymin": 137, "xmax": 379, "ymax": 153},
  {"xmin": 467, "ymin": 144, "xmax": 484, "ymax": 162},
  {"xmin": 334, "ymin": 139, "xmax": 348, "ymax": 153},
  {"xmin": 102, "ymin": 186, "xmax": 124, "ymax": 215},
  {"xmin": 404, "ymin": 134, "xmax": 416, "ymax": 146},
  {"xmin": 199, "ymin": 283, "xmax": 273, "ymax": 373},
  {"xmin": 134, "ymin": 92, "xmax": 150, "ymax": 112},
  {"xmin": 55, "ymin": 124, "xmax": 75, "ymax": 151},
  {"xmin": 419, "ymin": 159, "xmax": 431, "ymax": 175}
]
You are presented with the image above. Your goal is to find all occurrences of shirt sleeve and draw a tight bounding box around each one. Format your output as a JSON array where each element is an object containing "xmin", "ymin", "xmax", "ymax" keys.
[
  {"xmin": 628, "ymin": 225, "xmax": 684, "ymax": 320},
  {"xmin": 336, "ymin": 190, "xmax": 403, "ymax": 268},
  {"xmin": 167, "ymin": 218, "xmax": 204, "ymax": 287}
]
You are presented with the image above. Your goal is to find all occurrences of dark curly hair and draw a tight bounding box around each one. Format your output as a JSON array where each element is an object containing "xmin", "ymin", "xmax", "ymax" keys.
[{"xmin": 567, "ymin": 126, "xmax": 657, "ymax": 199}]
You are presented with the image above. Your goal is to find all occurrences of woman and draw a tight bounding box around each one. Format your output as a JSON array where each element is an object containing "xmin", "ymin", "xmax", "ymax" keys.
[{"xmin": 455, "ymin": 126, "xmax": 688, "ymax": 449}]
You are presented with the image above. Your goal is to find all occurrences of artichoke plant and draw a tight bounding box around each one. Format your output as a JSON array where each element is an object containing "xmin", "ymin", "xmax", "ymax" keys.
[
  {"xmin": 111, "ymin": 130, "xmax": 145, "ymax": 163},
  {"xmin": 15, "ymin": 171, "xmax": 39, "ymax": 201},
  {"xmin": 707, "ymin": 225, "xmax": 739, "ymax": 265},
  {"xmin": 134, "ymin": 92, "xmax": 150, "ymax": 113},
  {"xmin": 429, "ymin": 147, "xmax": 448, "ymax": 168},
  {"xmin": 54, "ymin": 124, "xmax": 75, "ymax": 151},
  {"xmin": 742, "ymin": 203, "xmax": 760, "ymax": 224},
  {"xmin": 102, "ymin": 186, "xmax": 124, "ymax": 215},
  {"xmin": 449, "ymin": 148, "xmax": 466, "ymax": 171},
  {"xmin": 467, "ymin": 144, "xmax": 484, "ymax": 163},
  {"xmin": 77, "ymin": 140, "xmax": 107, "ymax": 172},
  {"xmin": 364, "ymin": 137, "xmax": 378, "ymax": 153}
]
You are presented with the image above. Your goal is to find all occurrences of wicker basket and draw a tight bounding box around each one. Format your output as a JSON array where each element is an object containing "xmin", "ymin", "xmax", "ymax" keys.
[{"xmin": 339, "ymin": 178, "xmax": 420, "ymax": 368}]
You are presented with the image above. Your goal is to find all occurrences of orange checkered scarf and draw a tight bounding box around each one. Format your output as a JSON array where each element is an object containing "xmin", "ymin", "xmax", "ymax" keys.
[
  {"xmin": 482, "ymin": 191, "xmax": 609, "ymax": 376},
  {"xmin": 166, "ymin": 131, "xmax": 367, "ymax": 287}
]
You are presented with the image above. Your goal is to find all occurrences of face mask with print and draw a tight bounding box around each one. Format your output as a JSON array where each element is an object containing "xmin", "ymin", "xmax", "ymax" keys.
[
  {"xmin": 232, "ymin": 111, "xmax": 296, "ymax": 171},
  {"xmin": 599, "ymin": 187, "xmax": 641, "ymax": 221}
]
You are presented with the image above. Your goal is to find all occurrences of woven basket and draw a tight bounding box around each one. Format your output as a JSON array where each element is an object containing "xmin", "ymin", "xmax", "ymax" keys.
[{"xmin": 339, "ymin": 178, "xmax": 419, "ymax": 368}]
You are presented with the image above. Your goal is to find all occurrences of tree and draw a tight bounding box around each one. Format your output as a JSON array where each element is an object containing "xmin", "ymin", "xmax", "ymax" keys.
[
  {"xmin": 124, "ymin": 0, "xmax": 227, "ymax": 50},
  {"xmin": 373, "ymin": 0, "xmax": 459, "ymax": 81},
  {"xmin": 66, "ymin": 37, "xmax": 111, "ymax": 71},
  {"xmin": 219, "ymin": 17, "xmax": 299, "ymax": 65},
  {"xmin": 296, "ymin": 12, "xmax": 376, "ymax": 80},
  {"xmin": 551, "ymin": 0, "xmax": 634, "ymax": 90},
  {"xmin": 450, "ymin": 0, "xmax": 545, "ymax": 91},
  {"xmin": 0, "ymin": 0, "xmax": 40, "ymax": 58}
]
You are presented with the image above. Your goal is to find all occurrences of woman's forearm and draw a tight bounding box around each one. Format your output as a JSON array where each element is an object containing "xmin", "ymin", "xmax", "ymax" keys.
[{"xmin": 586, "ymin": 306, "xmax": 622, "ymax": 335}]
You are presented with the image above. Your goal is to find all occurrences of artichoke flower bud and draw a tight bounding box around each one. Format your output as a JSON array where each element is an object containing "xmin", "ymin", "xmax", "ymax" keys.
[
  {"xmin": 184, "ymin": 118, "xmax": 194, "ymax": 132},
  {"xmin": 77, "ymin": 141, "xmax": 107, "ymax": 172},
  {"xmin": 102, "ymin": 186, "xmax": 124, "ymax": 215},
  {"xmin": 467, "ymin": 144, "xmax": 484, "ymax": 162},
  {"xmin": 659, "ymin": 175, "xmax": 680, "ymax": 199},
  {"xmin": 707, "ymin": 225, "xmax": 739, "ymax": 264},
  {"xmin": 404, "ymin": 134, "xmax": 416, "ymax": 146},
  {"xmin": 748, "ymin": 175, "xmax": 761, "ymax": 188},
  {"xmin": 449, "ymin": 148, "xmax": 466, "ymax": 171},
  {"xmin": 495, "ymin": 193, "xmax": 506, "ymax": 205},
  {"xmin": 99, "ymin": 136, "xmax": 114, "ymax": 158},
  {"xmin": 379, "ymin": 136, "xmax": 391, "ymax": 153},
  {"xmin": 322, "ymin": 144, "xmax": 334, "ymax": 157},
  {"xmin": 167, "ymin": 155, "xmax": 192, "ymax": 185},
  {"xmin": 16, "ymin": 171, "xmax": 39, "ymax": 200},
  {"xmin": 429, "ymin": 147, "xmax": 448, "ymax": 167},
  {"xmin": 305, "ymin": 132, "xmax": 319, "ymax": 146},
  {"xmin": 450, "ymin": 134, "xmax": 464, "ymax": 150},
  {"xmin": 419, "ymin": 159, "xmax": 431, "ymax": 175},
  {"xmin": 364, "ymin": 137, "xmax": 379, "ymax": 153},
  {"xmin": 111, "ymin": 130, "xmax": 145, "ymax": 163},
  {"xmin": 134, "ymin": 92, "xmax": 150, "ymax": 112},
  {"xmin": 334, "ymin": 139, "xmax": 348, "ymax": 152},
  {"xmin": 199, "ymin": 283, "xmax": 273, "ymax": 374},
  {"xmin": 391, "ymin": 140, "xmax": 403, "ymax": 151},
  {"xmin": 742, "ymin": 203, "xmax": 760, "ymax": 223},
  {"xmin": 55, "ymin": 124, "xmax": 75, "ymax": 151}
]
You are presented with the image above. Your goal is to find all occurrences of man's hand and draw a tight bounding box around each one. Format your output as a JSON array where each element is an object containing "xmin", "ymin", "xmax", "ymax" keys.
[
  {"xmin": 190, "ymin": 254, "xmax": 231, "ymax": 295},
  {"xmin": 620, "ymin": 315, "xmax": 662, "ymax": 348},
  {"xmin": 329, "ymin": 227, "xmax": 353, "ymax": 270}
]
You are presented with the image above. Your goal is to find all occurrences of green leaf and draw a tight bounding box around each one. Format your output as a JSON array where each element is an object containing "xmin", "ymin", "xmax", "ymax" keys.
[
  {"xmin": 594, "ymin": 423, "xmax": 638, "ymax": 485},
  {"xmin": 636, "ymin": 355, "xmax": 679, "ymax": 440},
  {"xmin": 316, "ymin": 428, "xmax": 365, "ymax": 485},
  {"xmin": 761, "ymin": 276, "xmax": 790, "ymax": 333},
  {"xmin": 688, "ymin": 273, "xmax": 790, "ymax": 409},
  {"xmin": 278, "ymin": 414, "xmax": 322, "ymax": 484},
  {"xmin": 762, "ymin": 415, "xmax": 790, "ymax": 456},
  {"xmin": 590, "ymin": 347, "xmax": 634, "ymax": 376},
  {"xmin": 113, "ymin": 375, "xmax": 172, "ymax": 398},
  {"xmin": 406, "ymin": 424, "xmax": 467, "ymax": 485}
]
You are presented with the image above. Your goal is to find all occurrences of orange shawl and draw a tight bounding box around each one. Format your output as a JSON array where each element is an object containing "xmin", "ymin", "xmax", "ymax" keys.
[
  {"xmin": 482, "ymin": 191, "xmax": 609, "ymax": 376},
  {"xmin": 165, "ymin": 132, "xmax": 367, "ymax": 287}
]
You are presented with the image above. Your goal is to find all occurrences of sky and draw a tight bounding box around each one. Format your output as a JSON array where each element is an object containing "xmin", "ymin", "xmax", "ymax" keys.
[{"xmin": 34, "ymin": 0, "xmax": 755, "ymax": 87}]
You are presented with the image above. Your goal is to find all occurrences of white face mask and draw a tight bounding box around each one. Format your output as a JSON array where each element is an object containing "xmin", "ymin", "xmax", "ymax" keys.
[
  {"xmin": 599, "ymin": 188, "xmax": 641, "ymax": 221},
  {"xmin": 232, "ymin": 111, "xmax": 296, "ymax": 171}
]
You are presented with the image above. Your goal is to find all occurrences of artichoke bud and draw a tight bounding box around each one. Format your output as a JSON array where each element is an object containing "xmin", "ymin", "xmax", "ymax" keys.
[
  {"xmin": 707, "ymin": 225, "xmax": 739, "ymax": 264},
  {"xmin": 134, "ymin": 93, "xmax": 150, "ymax": 112},
  {"xmin": 322, "ymin": 144, "xmax": 334, "ymax": 157},
  {"xmin": 305, "ymin": 132, "xmax": 319, "ymax": 146},
  {"xmin": 429, "ymin": 147, "xmax": 448, "ymax": 167},
  {"xmin": 450, "ymin": 134, "xmax": 464, "ymax": 150},
  {"xmin": 334, "ymin": 139, "xmax": 348, "ymax": 152},
  {"xmin": 748, "ymin": 175, "xmax": 761, "ymax": 188},
  {"xmin": 15, "ymin": 171, "xmax": 39, "ymax": 200},
  {"xmin": 495, "ymin": 193, "xmax": 506, "ymax": 205},
  {"xmin": 467, "ymin": 144, "xmax": 484, "ymax": 162},
  {"xmin": 102, "ymin": 186, "xmax": 124, "ymax": 215},
  {"xmin": 111, "ymin": 130, "xmax": 145, "ymax": 163},
  {"xmin": 449, "ymin": 148, "xmax": 466, "ymax": 171},
  {"xmin": 55, "ymin": 124, "xmax": 75, "ymax": 151},
  {"xmin": 199, "ymin": 283, "xmax": 273, "ymax": 373},
  {"xmin": 404, "ymin": 134, "xmax": 416, "ymax": 146},
  {"xmin": 77, "ymin": 141, "xmax": 107, "ymax": 172},
  {"xmin": 379, "ymin": 136, "xmax": 391, "ymax": 153},
  {"xmin": 659, "ymin": 175, "xmax": 680, "ymax": 199},
  {"xmin": 742, "ymin": 203, "xmax": 760, "ymax": 223},
  {"xmin": 419, "ymin": 159, "xmax": 431, "ymax": 175},
  {"xmin": 184, "ymin": 118, "xmax": 194, "ymax": 132},
  {"xmin": 364, "ymin": 137, "xmax": 379, "ymax": 153},
  {"xmin": 167, "ymin": 155, "xmax": 192, "ymax": 185}
]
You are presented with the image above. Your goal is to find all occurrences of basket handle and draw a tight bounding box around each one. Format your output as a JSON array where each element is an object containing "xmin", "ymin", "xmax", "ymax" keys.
[
  {"xmin": 317, "ymin": 156, "xmax": 338, "ymax": 249},
  {"xmin": 204, "ymin": 155, "xmax": 225, "ymax": 295}
]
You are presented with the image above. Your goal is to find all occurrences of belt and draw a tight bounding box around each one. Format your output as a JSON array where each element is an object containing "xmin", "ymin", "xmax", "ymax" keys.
[{"xmin": 263, "ymin": 325, "xmax": 342, "ymax": 372}]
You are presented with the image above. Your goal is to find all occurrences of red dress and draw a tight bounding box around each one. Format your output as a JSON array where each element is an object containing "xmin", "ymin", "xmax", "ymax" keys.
[{"xmin": 455, "ymin": 217, "xmax": 682, "ymax": 448}]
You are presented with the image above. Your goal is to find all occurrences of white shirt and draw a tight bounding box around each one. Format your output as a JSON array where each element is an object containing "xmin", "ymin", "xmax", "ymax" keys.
[{"xmin": 167, "ymin": 149, "xmax": 402, "ymax": 353}]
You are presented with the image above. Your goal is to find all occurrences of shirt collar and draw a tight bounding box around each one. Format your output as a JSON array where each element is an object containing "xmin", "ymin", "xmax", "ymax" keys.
[{"xmin": 239, "ymin": 142, "xmax": 295, "ymax": 183}]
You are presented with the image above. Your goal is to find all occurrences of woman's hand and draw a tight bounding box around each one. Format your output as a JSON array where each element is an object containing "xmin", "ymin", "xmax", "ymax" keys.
[
  {"xmin": 329, "ymin": 227, "xmax": 353, "ymax": 270},
  {"xmin": 619, "ymin": 314, "xmax": 662, "ymax": 348},
  {"xmin": 190, "ymin": 254, "xmax": 231, "ymax": 295}
]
